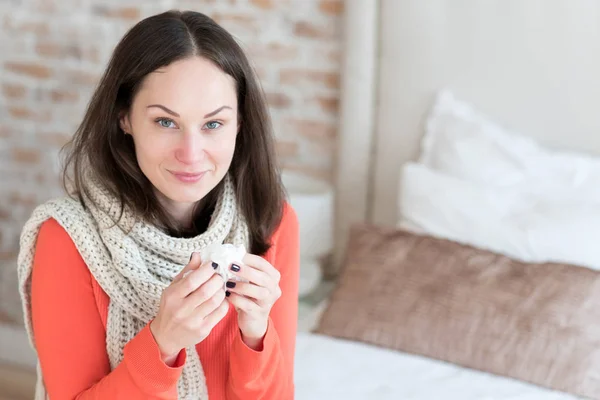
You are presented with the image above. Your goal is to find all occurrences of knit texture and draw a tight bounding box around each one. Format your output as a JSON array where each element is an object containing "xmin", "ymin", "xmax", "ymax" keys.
[{"xmin": 17, "ymin": 174, "xmax": 249, "ymax": 400}]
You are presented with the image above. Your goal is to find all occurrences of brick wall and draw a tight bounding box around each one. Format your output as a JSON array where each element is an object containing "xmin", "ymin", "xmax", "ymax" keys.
[{"xmin": 0, "ymin": 0, "xmax": 343, "ymax": 325}]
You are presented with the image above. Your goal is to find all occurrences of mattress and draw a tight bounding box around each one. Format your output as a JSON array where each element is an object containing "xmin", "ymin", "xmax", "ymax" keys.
[{"xmin": 294, "ymin": 332, "xmax": 581, "ymax": 400}]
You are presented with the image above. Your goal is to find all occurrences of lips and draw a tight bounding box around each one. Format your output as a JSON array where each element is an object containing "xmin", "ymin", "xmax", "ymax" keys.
[
  {"xmin": 170, "ymin": 170, "xmax": 206, "ymax": 183},
  {"xmin": 173, "ymin": 171, "xmax": 204, "ymax": 177}
]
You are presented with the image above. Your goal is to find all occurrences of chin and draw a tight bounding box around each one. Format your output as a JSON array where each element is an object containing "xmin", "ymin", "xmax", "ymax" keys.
[
  {"xmin": 164, "ymin": 185, "xmax": 209, "ymax": 204},
  {"xmin": 168, "ymin": 193, "xmax": 206, "ymax": 204},
  {"xmin": 164, "ymin": 177, "xmax": 220, "ymax": 203}
]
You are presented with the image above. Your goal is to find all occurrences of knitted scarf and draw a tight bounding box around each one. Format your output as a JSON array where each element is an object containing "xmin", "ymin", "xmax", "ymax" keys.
[{"xmin": 17, "ymin": 174, "xmax": 249, "ymax": 399}]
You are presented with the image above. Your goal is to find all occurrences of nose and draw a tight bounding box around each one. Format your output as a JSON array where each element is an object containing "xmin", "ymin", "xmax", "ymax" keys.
[{"xmin": 174, "ymin": 131, "xmax": 206, "ymax": 165}]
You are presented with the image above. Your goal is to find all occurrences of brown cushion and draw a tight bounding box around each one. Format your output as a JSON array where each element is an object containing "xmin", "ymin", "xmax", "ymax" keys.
[{"xmin": 316, "ymin": 224, "xmax": 600, "ymax": 398}]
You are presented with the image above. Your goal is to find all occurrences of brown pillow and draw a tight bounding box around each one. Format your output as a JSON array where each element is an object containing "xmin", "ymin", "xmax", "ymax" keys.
[{"xmin": 316, "ymin": 224, "xmax": 600, "ymax": 398}]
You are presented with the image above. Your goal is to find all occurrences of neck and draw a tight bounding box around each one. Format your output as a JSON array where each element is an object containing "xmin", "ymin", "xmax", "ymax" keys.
[
  {"xmin": 170, "ymin": 205, "xmax": 196, "ymax": 231},
  {"xmin": 155, "ymin": 193, "xmax": 218, "ymax": 238},
  {"xmin": 154, "ymin": 191, "xmax": 196, "ymax": 231}
]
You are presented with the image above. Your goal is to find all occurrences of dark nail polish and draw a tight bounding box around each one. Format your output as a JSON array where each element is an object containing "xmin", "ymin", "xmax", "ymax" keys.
[
  {"xmin": 226, "ymin": 281, "xmax": 236, "ymax": 288},
  {"xmin": 212, "ymin": 262, "xmax": 218, "ymax": 270},
  {"xmin": 226, "ymin": 291, "xmax": 231, "ymax": 297},
  {"xmin": 230, "ymin": 264, "xmax": 240, "ymax": 272}
]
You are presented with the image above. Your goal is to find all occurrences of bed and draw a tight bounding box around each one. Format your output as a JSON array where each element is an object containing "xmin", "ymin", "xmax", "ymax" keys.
[
  {"xmin": 294, "ymin": 333, "xmax": 579, "ymax": 400},
  {"xmin": 295, "ymin": 1, "xmax": 600, "ymax": 399}
]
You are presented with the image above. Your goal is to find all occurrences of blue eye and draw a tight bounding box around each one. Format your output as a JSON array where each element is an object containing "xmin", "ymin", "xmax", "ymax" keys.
[
  {"xmin": 204, "ymin": 121, "xmax": 222, "ymax": 130},
  {"xmin": 156, "ymin": 118, "xmax": 176, "ymax": 129}
]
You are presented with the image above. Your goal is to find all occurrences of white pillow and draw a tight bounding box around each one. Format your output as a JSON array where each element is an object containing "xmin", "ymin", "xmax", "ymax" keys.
[
  {"xmin": 397, "ymin": 90, "xmax": 600, "ymax": 269},
  {"xmin": 399, "ymin": 162, "xmax": 600, "ymax": 270},
  {"xmin": 420, "ymin": 90, "xmax": 600, "ymax": 196}
]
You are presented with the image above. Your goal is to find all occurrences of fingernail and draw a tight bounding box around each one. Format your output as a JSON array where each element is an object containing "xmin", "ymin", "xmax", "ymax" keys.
[
  {"xmin": 189, "ymin": 253, "xmax": 194, "ymax": 262},
  {"xmin": 230, "ymin": 264, "xmax": 240, "ymax": 272},
  {"xmin": 212, "ymin": 262, "xmax": 218, "ymax": 270},
  {"xmin": 226, "ymin": 281, "xmax": 236, "ymax": 288},
  {"xmin": 226, "ymin": 291, "xmax": 231, "ymax": 297}
]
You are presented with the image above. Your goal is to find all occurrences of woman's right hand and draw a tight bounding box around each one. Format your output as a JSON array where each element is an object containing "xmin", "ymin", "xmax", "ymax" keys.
[{"xmin": 150, "ymin": 252, "xmax": 228, "ymax": 364}]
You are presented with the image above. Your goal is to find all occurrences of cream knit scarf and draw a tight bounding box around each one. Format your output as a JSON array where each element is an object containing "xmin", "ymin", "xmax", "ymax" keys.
[{"xmin": 17, "ymin": 174, "xmax": 249, "ymax": 400}]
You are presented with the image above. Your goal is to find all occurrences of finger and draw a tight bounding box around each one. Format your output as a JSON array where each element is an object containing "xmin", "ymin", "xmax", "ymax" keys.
[
  {"xmin": 199, "ymin": 298, "xmax": 230, "ymax": 330},
  {"xmin": 242, "ymin": 254, "xmax": 281, "ymax": 281},
  {"xmin": 173, "ymin": 252, "xmax": 202, "ymax": 282},
  {"xmin": 181, "ymin": 273, "xmax": 224, "ymax": 312},
  {"xmin": 172, "ymin": 259, "xmax": 216, "ymax": 298},
  {"xmin": 226, "ymin": 281, "xmax": 273, "ymax": 307},
  {"xmin": 194, "ymin": 288, "xmax": 227, "ymax": 319},
  {"xmin": 229, "ymin": 262, "xmax": 271, "ymax": 287},
  {"xmin": 227, "ymin": 292, "xmax": 261, "ymax": 314}
]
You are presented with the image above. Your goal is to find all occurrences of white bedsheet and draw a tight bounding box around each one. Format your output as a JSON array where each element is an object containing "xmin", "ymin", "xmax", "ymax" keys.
[{"xmin": 294, "ymin": 332, "xmax": 581, "ymax": 400}]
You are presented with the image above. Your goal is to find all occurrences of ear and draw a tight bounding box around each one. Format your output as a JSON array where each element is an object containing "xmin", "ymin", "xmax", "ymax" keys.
[{"xmin": 119, "ymin": 112, "xmax": 132, "ymax": 135}]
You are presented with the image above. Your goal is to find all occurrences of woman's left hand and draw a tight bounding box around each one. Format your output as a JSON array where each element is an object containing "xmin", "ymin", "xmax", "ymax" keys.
[{"xmin": 226, "ymin": 254, "xmax": 282, "ymax": 349}]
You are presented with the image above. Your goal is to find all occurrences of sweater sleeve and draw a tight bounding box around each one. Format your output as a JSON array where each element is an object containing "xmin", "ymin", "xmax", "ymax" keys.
[
  {"xmin": 226, "ymin": 203, "xmax": 299, "ymax": 399},
  {"xmin": 31, "ymin": 218, "xmax": 185, "ymax": 400}
]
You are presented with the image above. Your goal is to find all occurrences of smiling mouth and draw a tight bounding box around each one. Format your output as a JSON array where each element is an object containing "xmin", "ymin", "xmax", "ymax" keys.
[{"xmin": 169, "ymin": 170, "xmax": 206, "ymax": 183}]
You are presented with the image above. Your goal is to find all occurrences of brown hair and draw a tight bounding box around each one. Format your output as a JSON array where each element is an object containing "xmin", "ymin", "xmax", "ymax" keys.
[{"xmin": 61, "ymin": 10, "xmax": 285, "ymax": 255}]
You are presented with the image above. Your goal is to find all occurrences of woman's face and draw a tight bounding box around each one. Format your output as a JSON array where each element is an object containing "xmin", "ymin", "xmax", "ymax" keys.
[{"xmin": 120, "ymin": 56, "xmax": 238, "ymax": 223}]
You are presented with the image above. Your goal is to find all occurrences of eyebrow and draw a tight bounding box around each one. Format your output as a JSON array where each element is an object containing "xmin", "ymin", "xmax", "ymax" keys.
[{"xmin": 146, "ymin": 104, "xmax": 232, "ymax": 118}]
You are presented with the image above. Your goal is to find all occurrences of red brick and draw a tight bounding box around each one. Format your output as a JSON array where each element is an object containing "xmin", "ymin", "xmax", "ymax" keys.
[
  {"xmin": 280, "ymin": 69, "xmax": 340, "ymax": 89},
  {"xmin": 294, "ymin": 21, "xmax": 337, "ymax": 40},
  {"xmin": 0, "ymin": 127, "xmax": 10, "ymax": 139},
  {"xmin": 319, "ymin": 0, "xmax": 344, "ymax": 15},
  {"xmin": 307, "ymin": 136, "xmax": 335, "ymax": 155},
  {"xmin": 41, "ymin": 132, "xmax": 72, "ymax": 146},
  {"xmin": 92, "ymin": 6, "xmax": 140, "ymax": 20},
  {"xmin": 328, "ymin": 49, "xmax": 341, "ymax": 64},
  {"xmin": 11, "ymin": 148, "xmax": 41, "ymax": 163},
  {"xmin": 2, "ymin": 84, "xmax": 27, "ymax": 99},
  {"xmin": 315, "ymin": 47, "xmax": 341, "ymax": 65},
  {"xmin": 248, "ymin": 43, "xmax": 299, "ymax": 62},
  {"xmin": 3, "ymin": 16, "xmax": 50, "ymax": 35},
  {"xmin": 286, "ymin": 118, "xmax": 336, "ymax": 139},
  {"xmin": 266, "ymin": 92, "xmax": 291, "ymax": 109},
  {"xmin": 212, "ymin": 13, "xmax": 255, "ymax": 23},
  {"xmin": 50, "ymin": 89, "xmax": 79, "ymax": 103},
  {"xmin": 276, "ymin": 141, "xmax": 299, "ymax": 158},
  {"xmin": 0, "ymin": 251, "xmax": 17, "ymax": 261},
  {"xmin": 9, "ymin": 192, "xmax": 37, "ymax": 207},
  {"xmin": 253, "ymin": 66, "xmax": 269, "ymax": 81},
  {"xmin": 183, "ymin": 0, "xmax": 218, "ymax": 4},
  {"xmin": 7, "ymin": 106, "xmax": 51, "ymax": 122},
  {"xmin": 0, "ymin": 310, "xmax": 14, "ymax": 325},
  {"xmin": 5, "ymin": 62, "xmax": 52, "ymax": 79},
  {"xmin": 212, "ymin": 13, "xmax": 258, "ymax": 32},
  {"xmin": 35, "ymin": 41, "xmax": 60, "ymax": 57},
  {"xmin": 36, "ymin": 41, "xmax": 99, "ymax": 63},
  {"xmin": 7, "ymin": 107, "xmax": 31, "ymax": 119},
  {"xmin": 250, "ymin": 0, "xmax": 273, "ymax": 9},
  {"xmin": 316, "ymin": 96, "xmax": 339, "ymax": 114},
  {"xmin": 35, "ymin": 173, "xmax": 46, "ymax": 184},
  {"xmin": 65, "ymin": 69, "xmax": 101, "ymax": 86}
]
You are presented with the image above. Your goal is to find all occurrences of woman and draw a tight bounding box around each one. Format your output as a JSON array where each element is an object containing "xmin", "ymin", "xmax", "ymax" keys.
[{"xmin": 17, "ymin": 10, "xmax": 299, "ymax": 400}]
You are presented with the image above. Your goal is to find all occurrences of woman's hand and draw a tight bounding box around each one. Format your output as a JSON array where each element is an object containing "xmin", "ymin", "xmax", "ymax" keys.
[
  {"xmin": 225, "ymin": 254, "xmax": 282, "ymax": 350},
  {"xmin": 150, "ymin": 252, "xmax": 228, "ymax": 365}
]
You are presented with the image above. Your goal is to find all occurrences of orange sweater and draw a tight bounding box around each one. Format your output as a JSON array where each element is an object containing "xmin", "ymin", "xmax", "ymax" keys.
[{"xmin": 30, "ymin": 204, "xmax": 299, "ymax": 400}]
